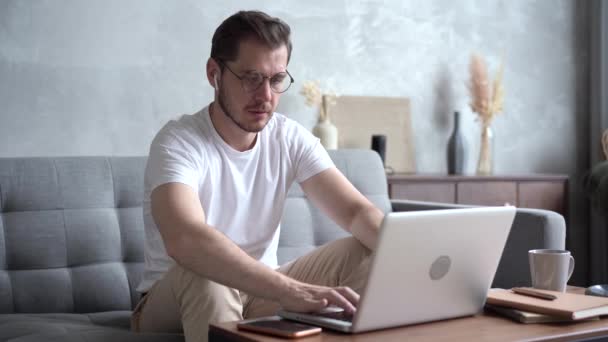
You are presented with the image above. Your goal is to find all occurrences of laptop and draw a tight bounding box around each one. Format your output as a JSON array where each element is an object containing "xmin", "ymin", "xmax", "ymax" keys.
[{"xmin": 278, "ymin": 206, "xmax": 516, "ymax": 333}]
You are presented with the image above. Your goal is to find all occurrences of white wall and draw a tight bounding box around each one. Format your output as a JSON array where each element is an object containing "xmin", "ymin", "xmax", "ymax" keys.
[{"xmin": 0, "ymin": 0, "xmax": 585, "ymax": 176}]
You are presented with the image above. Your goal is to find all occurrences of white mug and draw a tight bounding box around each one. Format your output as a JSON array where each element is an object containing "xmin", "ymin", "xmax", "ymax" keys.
[{"xmin": 528, "ymin": 249, "xmax": 575, "ymax": 292}]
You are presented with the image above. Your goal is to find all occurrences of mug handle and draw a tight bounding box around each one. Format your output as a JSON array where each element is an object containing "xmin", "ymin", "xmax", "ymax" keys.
[{"xmin": 567, "ymin": 255, "xmax": 575, "ymax": 280}]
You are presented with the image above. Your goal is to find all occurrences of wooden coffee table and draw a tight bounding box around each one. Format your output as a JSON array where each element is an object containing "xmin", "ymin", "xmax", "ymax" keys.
[{"xmin": 209, "ymin": 287, "xmax": 608, "ymax": 342}]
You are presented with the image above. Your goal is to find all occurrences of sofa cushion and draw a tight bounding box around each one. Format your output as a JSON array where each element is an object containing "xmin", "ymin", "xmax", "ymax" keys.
[
  {"xmin": 0, "ymin": 311, "xmax": 178, "ymax": 342},
  {"xmin": 8, "ymin": 331, "xmax": 183, "ymax": 342},
  {"xmin": 0, "ymin": 157, "xmax": 146, "ymax": 313}
]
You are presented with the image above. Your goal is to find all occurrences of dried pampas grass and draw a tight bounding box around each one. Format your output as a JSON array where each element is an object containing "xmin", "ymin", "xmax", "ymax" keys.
[
  {"xmin": 301, "ymin": 80, "xmax": 322, "ymax": 107},
  {"xmin": 468, "ymin": 54, "xmax": 504, "ymax": 126},
  {"xmin": 300, "ymin": 80, "xmax": 337, "ymax": 121}
]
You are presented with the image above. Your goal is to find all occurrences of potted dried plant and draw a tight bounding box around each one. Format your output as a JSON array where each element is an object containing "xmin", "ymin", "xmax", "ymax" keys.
[
  {"xmin": 301, "ymin": 80, "xmax": 338, "ymax": 149},
  {"xmin": 468, "ymin": 54, "xmax": 504, "ymax": 175}
]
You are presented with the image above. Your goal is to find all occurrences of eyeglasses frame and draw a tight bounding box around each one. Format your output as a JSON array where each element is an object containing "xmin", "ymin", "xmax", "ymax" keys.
[{"xmin": 217, "ymin": 59, "xmax": 295, "ymax": 94}]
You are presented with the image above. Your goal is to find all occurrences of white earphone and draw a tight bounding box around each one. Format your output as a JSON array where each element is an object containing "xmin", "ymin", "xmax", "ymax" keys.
[{"xmin": 214, "ymin": 75, "xmax": 219, "ymax": 90}]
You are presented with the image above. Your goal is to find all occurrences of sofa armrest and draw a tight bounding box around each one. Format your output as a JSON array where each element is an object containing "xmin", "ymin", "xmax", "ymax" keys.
[{"xmin": 390, "ymin": 199, "xmax": 566, "ymax": 288}]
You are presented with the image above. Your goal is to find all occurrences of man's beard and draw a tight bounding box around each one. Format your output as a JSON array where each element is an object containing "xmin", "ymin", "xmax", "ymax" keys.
[{"xmin": 217, "ymin": 85, "xmax": 272, "ymax": 133}]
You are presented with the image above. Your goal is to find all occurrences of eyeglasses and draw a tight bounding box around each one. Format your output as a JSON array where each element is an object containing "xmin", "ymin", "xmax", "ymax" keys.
[{"xmin": 218, "ymin": 60, "xmax": 295, "ymax": 93}]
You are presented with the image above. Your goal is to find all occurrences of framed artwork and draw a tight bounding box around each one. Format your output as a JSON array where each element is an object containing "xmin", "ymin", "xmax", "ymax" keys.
[{"xmin": 330, "ymin": 95, "xmax": 416, "ymax": 173}]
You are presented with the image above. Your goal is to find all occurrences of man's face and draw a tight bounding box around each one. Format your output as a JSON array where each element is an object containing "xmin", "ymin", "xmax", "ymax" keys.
[{"xmin": 216, "ymin": 38, "xmax": 289, "ymax": 133}]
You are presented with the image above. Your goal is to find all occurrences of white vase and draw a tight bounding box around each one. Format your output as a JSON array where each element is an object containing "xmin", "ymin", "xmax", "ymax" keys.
[{"xmin": 313, "ymin": 117, "xmax": 338, "ymax": 150}]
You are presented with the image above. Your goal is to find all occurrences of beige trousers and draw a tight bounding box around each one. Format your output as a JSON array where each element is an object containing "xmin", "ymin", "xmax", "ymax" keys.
[{"xmin": 131, "ymin": 237, "xmax": 372, "ymax": 342}]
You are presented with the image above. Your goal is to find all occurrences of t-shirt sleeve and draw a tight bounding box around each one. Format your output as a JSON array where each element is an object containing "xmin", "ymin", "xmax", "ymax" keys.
[
  {"xmin": 145, "ymin": 125, "xmax": 202, "ymax": 193},
  {"xmin": 290, "ymin": 123, "xmax": 335, "ymax": 183}
]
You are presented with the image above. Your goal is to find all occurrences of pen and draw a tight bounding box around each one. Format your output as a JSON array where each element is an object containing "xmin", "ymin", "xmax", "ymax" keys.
[{"xmin": 511, "ymin": 287, "xmax": 557, "ymax": 300}]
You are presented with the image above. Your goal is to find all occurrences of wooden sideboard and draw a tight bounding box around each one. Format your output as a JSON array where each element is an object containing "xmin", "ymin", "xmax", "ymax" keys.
[{"xmin": 387, "ymin": 174, "xmax": 569, "ymax": 218}]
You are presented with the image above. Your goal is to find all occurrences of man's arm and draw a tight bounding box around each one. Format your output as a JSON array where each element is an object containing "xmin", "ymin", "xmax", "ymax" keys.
[
  {"xmin": 151, "ymin": 182, "xmax": 359, "ymax": 313},
  {"xmin": 300, "ymin": 167, "xmax": 384, "ymax": 250}
]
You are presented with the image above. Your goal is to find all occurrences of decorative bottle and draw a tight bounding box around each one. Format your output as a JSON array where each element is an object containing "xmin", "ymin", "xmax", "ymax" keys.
[{"xmin": 447, "ymin": 111, "xmax": 466, "ymax": 175}]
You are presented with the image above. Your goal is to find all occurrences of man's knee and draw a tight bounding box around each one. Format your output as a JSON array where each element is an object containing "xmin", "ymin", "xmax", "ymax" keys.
[
  {"xmin": 170, "ymin": 265, "xmax": 244, "ymax": 322},
  {"xmin": 170, "ymin": 265, "xmax": 244, "ymax": 342},
  {"xmin": 135, "ymin": 265, "xmax": 243, "ymax": 337}
]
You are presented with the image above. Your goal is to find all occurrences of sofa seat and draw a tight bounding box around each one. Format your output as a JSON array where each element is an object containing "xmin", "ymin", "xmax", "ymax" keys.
[{"xmin": 0, "ymin": 312, "xmax": 183, "ymax": 342}]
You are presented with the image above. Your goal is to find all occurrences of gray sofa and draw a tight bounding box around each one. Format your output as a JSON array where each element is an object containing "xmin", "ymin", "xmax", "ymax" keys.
[{"xmin": 0, "ymin": 150, "xmax": 566, "ymax": 341}]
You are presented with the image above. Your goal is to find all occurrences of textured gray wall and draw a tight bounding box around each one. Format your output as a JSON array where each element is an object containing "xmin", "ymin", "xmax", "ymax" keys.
[
  {"xmin": 0, "ymin": 0, "xmax": 584, "ymax": 176},
  {"xmin": 0, "ymin": 0, "xmax": 593, "ymax": 283}
]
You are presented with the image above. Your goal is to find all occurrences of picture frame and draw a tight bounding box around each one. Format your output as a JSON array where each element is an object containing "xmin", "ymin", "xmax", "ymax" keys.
[{"xmin": 330, "ymin": 95, "xmax": 416, "ymax": 173}]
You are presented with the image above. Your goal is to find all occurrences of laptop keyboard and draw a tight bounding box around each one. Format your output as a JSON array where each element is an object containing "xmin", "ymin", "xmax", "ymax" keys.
[{"xmin": 316, "ymin": 310, "xmax": 354, "ymax": 322}]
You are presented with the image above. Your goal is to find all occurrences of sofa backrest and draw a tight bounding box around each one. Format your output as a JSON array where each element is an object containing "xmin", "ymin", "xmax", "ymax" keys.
[
  {"xmin": 0, "ymin": 150, "xmax": 390, "ymax": 313},
  {"xmin": 0, "ymin": 157, "xmax": 146, "ymax": 313}
]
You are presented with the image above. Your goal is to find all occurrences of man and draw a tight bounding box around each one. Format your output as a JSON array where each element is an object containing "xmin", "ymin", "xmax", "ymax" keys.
[{"xmin": 131, "ymin": 10, "xmax": 385, "ymax": 341}]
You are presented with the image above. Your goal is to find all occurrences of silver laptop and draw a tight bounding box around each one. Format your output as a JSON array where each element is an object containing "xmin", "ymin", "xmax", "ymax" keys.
[{"xmin": 278, "ymin": 206, "xmax": 516, "ymax": 333}]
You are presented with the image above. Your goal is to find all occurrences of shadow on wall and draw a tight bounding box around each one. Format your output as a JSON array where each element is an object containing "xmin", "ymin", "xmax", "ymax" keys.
[{"xmin": 432, "ymin": 63, "xmax": 454, "ymax": 132}]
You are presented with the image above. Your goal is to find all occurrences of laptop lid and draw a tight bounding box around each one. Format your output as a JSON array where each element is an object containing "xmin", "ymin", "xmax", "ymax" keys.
[
  {"xmin": 279, "ymin": 206, "xmax": 515, "ymax": 333},
  {"xmin": 351, "ymin": 206, "xmax": 515, "ymax": 332}
]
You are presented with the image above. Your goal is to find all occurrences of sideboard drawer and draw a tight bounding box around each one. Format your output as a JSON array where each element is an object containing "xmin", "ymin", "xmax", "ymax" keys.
[
  {"xmin": 518, "ymin": 181, "xmax": 567, "ymax": 215},
  {"xmin": 457, "ymin": 181, "xmax": 517, "ymax": 206},
  {"xmin": 391, "ymin": 183, "xmax": 455, "ymax": 203}
]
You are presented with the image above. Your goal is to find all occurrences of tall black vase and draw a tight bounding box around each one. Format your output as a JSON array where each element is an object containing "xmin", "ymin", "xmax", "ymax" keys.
[{"xmin": 447, "ymin": 111, "xmax": 466, "ymax": 175}]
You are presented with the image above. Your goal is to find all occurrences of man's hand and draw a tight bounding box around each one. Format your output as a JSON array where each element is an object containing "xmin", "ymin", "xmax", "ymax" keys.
[{"xmin": 278, "ymin": 280, "xmax": 360, "ymax": 314}]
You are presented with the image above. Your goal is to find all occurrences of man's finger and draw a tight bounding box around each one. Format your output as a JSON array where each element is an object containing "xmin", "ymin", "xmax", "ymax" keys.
[
  {"xmin": 323, "ymin": 289, "xmax": 356, "ymax": 314},
  {"xmin": 302, "ymin": 297, "xmax": 328, "ymax": 313},
  {"xmin": 336, "ymin": 286, "xmax": 360, "ymax": 307}
]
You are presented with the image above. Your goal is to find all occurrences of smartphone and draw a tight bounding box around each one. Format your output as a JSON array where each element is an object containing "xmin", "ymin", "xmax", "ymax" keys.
[{"xmin": 237, "ymin": 317, "xmax": 322, "ymax": 338}]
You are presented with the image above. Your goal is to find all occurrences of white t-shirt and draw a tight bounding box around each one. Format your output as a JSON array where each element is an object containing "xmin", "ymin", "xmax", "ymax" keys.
[{"xmin": 137, "ymin": 106, "xmax": 334, "ymax": 292}]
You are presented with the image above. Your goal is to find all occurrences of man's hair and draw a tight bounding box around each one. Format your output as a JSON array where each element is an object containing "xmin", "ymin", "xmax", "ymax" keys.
[{"xmin": 211, "ymin": 10, "xmax": 292, "ymax": 65}]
